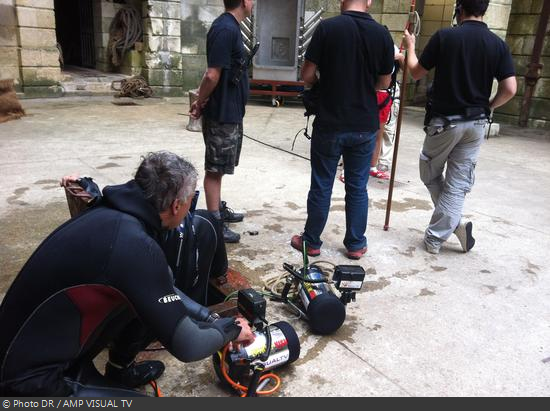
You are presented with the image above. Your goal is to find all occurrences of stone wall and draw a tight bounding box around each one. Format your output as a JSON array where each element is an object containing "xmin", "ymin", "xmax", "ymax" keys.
[
  {"xmin": 181, "ymin": 0, "xmax": 222, "ymax": 91},
  {"xmin": 304, "ymin": 0, "xmax": 342, "ymax": 18},
  {"xmin": 0, "ymin": 0, "xmax": 21, "ymax": 90},
  {"xmin": 379, "ymin": 0, "xmax": 411, "ymax": 43},
  {"xmin": 142, "ymin": 0, "xmax": 182, "ymax": 96},
  {"xmin": 499, "ymin": 0, "xmax": 550, "ymax": 128},
  {"xmin": 14, "ymin": 0, "xmax": 62, "ymax": 97}
]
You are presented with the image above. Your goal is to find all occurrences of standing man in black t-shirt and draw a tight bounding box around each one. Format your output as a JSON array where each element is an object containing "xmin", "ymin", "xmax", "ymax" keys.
[
  {"xmin": 404, "ymin": 0, "xmax": 516, "ymax": 254},
  {"xmin": 189, "ymin": 0, "xmax": 254, "ymax": 244},
  {"xmin": 290, "ymin": 0, "xmax": 394, "ymax": 260}
]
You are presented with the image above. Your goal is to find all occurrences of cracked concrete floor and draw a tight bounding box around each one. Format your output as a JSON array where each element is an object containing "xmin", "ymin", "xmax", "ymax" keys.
[{"xmin": 0, "ymin": 96, "xmax": 549, "ymax": 396}]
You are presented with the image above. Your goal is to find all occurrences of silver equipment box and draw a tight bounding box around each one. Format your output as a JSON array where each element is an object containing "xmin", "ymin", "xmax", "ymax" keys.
[{"xmin": 253, "ymin": 0, "xmax": 305, "ymax": 81}]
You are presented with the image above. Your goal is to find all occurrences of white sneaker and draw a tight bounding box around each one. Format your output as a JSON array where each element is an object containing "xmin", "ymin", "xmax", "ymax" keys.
[{"xmin": 454, "ymin": 220, "xmax": 475, "ymax": 252}]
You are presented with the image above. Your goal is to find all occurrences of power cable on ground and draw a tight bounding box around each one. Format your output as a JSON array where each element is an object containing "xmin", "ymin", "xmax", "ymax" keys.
[{"xmin": 244, "ymin": 133, "xmax": 310, "ymax": 162}]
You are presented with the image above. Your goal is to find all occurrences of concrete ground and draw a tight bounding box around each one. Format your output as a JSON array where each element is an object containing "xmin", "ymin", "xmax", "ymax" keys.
[{"xmin": 0, "ymin": 96, "xmax": 549, "ymax": 397}]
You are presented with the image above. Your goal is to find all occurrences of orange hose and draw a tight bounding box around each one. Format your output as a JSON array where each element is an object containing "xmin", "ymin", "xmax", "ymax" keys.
[
  {"xmin": 219, "ymin": 345, "xmax": 281, "ymax": 396},
  {"xmin": 149, "ymin": 380, "xmax": 163, "ymax": 397}
]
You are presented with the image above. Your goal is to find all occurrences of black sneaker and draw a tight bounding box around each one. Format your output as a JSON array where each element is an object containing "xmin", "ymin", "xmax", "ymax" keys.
[
  {"xmin": 220, "ymin": 201, "xmax": 244, "ymax": 223},
  {"xmin": 223, "ymin": 224, "xmax": 241, "ymax": 243},
  {"xmin": 105, "ymin": 360, "xmax": 165, "ymax": 388}
]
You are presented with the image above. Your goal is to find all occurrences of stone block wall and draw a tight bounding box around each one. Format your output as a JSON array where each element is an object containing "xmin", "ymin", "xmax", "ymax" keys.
[
  {"xmin": 499, "ymin": 0, "xmax": 550, "ymax": 128},
  {"xmin": 0, "ymin": 0, "xmax": 21, "ymax": 90},
  {"xmin": 181, "ymin": 0, "xmax": 223, "ymax": 91},
  {"xmin": 142, "ymin": 0, "xmax": 183, "ymax": 96},
  {"xmin": 304, "ymin": 0, "xmax": 343, "ymax": 18},
  {"xmin": 379, "ymin": 0, "xmax": 411, "ymax": 43},
  {"xmin": 14, "ymin": 0, "xmax": 62, "ymax": 97},
  {"xmin": 485, "ymin": 0, "xmax": 514, "ymax": 40}
]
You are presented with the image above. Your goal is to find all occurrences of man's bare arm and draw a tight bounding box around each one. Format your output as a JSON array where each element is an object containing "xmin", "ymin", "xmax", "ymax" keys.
[
  {"xmin": 490, "ymin": 76, "xmax": 517, "ymax": 111},
  {"xmin": 189, "ymin": 67, "xmax": 222, "ymax": 119},
  {"xmin": 301, "ymin": 60, "xmax": 318, "ymax": 87},
  {"xmin": 403, "ymin": 29, "xmax": 429, "ymax": 81}
]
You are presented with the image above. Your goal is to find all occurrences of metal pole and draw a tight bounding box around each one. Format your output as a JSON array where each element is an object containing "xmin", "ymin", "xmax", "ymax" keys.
[
  {"xmin": 298, "ymin": 36, "xmax": 313, "ymax": 53},
  {"xmin": 303, "ymin": 8, "xmax": 324, "ymax": 31},
  {"xmin": 241, "ymin": 30, "xmax": 252, "ymax": 45},
  {"xmin": 300, "ymin": 18, "xmax": 322, "ymax": 42},
  {"xmin": 241, "ymin": 21, "xmax": 252, "ymax": 37},
  {"xmin": 519, "ymin": 0, "xmax": 550, "ymax": 127},
  {"xmin": 384, "ymin": 0, "xmax": 416, "ymax": 231}
]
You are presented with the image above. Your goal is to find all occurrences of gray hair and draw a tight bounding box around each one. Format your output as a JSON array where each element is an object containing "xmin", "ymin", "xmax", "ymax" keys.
[{"xmin": 134, "ymin": 151, "xmax": 198, "ymax": 212}]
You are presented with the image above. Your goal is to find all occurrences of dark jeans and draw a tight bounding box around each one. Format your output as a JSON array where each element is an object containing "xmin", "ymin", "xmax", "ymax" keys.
[{"xmin": 303, "ymin": 128, "xmax": 377, "ymax": 251}]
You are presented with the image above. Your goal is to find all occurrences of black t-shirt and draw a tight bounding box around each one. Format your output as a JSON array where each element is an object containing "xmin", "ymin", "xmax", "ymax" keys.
[
  {"xmin": 204, "ymin": 12, "xmax": 249, "ymax": 124},
  {"xmin": 305, "ymin": 11, "xmax": 394, "ymax": 132},
  {"xmin": 419, "ymin": 20, "xmax": 515, "ymax": 116}
]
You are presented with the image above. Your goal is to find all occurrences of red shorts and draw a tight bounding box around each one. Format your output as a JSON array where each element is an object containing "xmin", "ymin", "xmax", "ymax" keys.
[{"xmin": 377, "ymin": 90, "xmax": 392, "ymax": 125}]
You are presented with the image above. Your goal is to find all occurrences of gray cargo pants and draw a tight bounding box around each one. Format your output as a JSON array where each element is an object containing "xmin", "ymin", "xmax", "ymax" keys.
[{"xmin": 420, "ymin": 117, "xmax": 487, "ymax": 247}]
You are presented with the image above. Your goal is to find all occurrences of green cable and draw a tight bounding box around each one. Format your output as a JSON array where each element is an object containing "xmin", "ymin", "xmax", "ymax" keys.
[
  {"xmin": 223, "ymin": 290, "xmax": 239, "ymax": 302},
  {"xmin": 223, "ymin": 289, "xmax": 275, "ymax": 302}
]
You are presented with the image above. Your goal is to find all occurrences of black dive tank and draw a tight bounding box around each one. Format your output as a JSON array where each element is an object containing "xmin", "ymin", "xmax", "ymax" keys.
[
  {"xmin": 213, "ymin": 321, "xmax": 300, "ymax": 385},
  {"xmin": 298, "ymin": 265, "xmax": 346, "ymax": 335}
]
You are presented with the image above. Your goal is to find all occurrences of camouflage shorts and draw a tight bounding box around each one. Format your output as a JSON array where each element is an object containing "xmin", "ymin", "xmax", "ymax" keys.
[{"xmin": 202, "ymin": 117, "xmax": 243, "ymax": 175}]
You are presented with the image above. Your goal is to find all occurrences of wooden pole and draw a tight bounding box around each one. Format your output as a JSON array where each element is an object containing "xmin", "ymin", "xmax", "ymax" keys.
[
  {"xmin": 384, "ymin": 0, "xmax": 416, "ymax": 231},
  {"xmin": 384, "ymin": 1, "xmax": 416, "ymax": 231},
  {"xmin": 383, "ymin": 57, "xmax": 410, "ymax": 231}
]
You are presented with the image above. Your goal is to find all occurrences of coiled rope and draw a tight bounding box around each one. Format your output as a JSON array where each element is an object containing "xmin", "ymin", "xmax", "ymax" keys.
[
  {"xmin": 108, "ymin": 7, "xmax": 143, "ymax": 67},
  {"xmin": 111, "ymin": 76, "xmax": 153, "ymax": 98}
]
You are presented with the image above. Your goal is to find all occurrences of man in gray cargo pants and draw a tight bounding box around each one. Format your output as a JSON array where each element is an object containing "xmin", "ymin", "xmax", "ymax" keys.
[
  {"xmin": 420, "ymin": 118, "xmax": 487, "ymax": 252},
  {"xmin": 403, "ymin": 0, "xmax": 516, "ymax": 254}
]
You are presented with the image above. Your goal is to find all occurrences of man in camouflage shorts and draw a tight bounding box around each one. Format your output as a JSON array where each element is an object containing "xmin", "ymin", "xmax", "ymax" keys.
[
  {"xmin": 190, "ymin": 0, "xmax": 254, "ymax": 243},
  {"xmin": 203, "ymin": 118, "xmax": 243, "ymax": 176}
]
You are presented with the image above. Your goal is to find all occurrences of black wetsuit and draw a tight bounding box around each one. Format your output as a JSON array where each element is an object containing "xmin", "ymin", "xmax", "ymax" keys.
[
  {"xmin": 164, "ymin": 208, "xmax": 227, "ymax": 305},
  {"xmin": 0, "ymin": 181, "xmax": 240, "ymax": 397}
]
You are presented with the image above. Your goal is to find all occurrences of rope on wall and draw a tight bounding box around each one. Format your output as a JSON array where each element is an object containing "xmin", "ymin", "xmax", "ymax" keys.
[{"xmin": 108, "ymin": 6, "xmax": 143, "ymax": 67}]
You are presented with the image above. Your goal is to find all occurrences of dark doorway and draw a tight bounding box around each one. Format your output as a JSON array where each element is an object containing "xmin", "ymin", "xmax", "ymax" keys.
[{"xmin": 54, "ymin": 0, "xmax": 95, "ymax": 68}]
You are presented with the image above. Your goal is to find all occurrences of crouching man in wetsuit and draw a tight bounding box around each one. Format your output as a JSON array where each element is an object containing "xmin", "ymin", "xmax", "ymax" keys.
[
  {"xmin": 0, "ymin": 151, "xmax": 255, "ymax": 397},
  {"xmin": 60, "ymin": 173, "xmax": 227, "ymax": 307}
]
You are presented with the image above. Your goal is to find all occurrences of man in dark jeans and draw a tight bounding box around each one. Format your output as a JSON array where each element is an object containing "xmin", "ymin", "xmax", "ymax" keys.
[
  {"xmin": 190, "ymin": 0, "xmax": 254, "ymax": 244},
  {"xmin": 404, "ymin": 0, "xmax": 516, "ymax": 254},
  {"xmin": 291, "ymin": 0, "xmax": 394, "ymax": 260}
]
